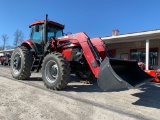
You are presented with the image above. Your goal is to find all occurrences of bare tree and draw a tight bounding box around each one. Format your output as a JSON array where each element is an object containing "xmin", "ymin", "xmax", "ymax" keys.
[
  {"xmin": 1, "ymin": 34, "xmax": 9, "ymax": 50},
  {"xmin": 14, "ymin": 29, "xmax": 24, "ymax": 47}
]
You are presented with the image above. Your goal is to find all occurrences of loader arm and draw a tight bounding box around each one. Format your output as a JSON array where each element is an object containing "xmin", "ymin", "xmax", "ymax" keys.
[{"xmin": 59, "ymin": 32, "xmax": 101, "ymax": 78}]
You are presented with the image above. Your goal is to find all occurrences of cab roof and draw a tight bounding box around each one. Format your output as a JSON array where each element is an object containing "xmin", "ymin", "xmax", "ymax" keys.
[{"xmin": 29, "ymin": 20, "xmax": 64, "ymax": 28}]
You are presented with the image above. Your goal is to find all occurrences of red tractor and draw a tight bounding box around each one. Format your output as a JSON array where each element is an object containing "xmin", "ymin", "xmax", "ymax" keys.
[{"xmin": 10, "ymin": 15, "xmax": 153, "ymax": 91}]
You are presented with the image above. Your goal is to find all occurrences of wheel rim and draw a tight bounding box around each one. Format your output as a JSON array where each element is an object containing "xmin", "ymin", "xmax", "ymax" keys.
[
  {"xmin": 45, "ymin": 60, "xmax": 59, "ymax": 83},
  {"xmin": 12, "ymin": 53, "xmax": 21, "ymax": 75},
  {"xmin": 79, "ymin": 69, "xmax": 91, "ymax": 79}
]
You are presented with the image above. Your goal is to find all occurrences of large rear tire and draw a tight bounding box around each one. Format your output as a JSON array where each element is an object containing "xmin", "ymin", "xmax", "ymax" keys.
[
  {"xmin": 42, "ymin": 53, "xmax": 70, "ymax": 90},
  {"xmin": 11, "ymin": 46, "xmax": 33, "ymax": 80}
]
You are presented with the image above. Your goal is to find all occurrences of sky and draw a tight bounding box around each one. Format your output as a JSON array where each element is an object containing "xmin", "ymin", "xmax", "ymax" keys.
[{"xmin": 1, "ymin": 0, "xmax": 160, "ymax": 46}]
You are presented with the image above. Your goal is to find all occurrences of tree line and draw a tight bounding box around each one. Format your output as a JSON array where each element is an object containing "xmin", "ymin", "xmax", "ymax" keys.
[{"xmin": 0, "ymin": 29, "xmax": 24, "ymax": 50}]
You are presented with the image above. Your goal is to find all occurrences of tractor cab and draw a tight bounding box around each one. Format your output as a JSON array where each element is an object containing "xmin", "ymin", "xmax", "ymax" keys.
[{"xmin": 29, "ymin": 20, "xmax": 64, "ymax": 54}]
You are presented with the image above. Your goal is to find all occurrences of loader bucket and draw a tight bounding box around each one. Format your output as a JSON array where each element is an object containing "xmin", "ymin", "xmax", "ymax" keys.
[{"xmin": 97, "ymin": 57, "xmax": 153, "ymax": 91}]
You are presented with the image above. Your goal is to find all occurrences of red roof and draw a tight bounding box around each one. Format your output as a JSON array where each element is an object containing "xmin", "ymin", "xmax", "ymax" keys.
[{"xmin": 29, "ymin": 20, "xmax": 64, "ymax": 28}]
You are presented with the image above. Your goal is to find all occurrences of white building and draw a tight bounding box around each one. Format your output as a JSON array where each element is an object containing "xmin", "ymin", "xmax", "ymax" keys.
[
  {"xmin": 101, "ymin": 29, "xmax": 160, "ymax": 70},
  {"xmin": 0, "ymin": 49, "xmax": 14, "ymax": 56}
]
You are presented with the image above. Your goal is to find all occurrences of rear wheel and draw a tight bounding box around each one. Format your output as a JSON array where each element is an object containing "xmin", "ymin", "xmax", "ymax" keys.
[
  {"xmin": 11, "ymin": 46, "xmax": 33, "ymax": 80},
  {"xmin": 42, "ymin": 53, "xmax": 70, "ymax": 90}
]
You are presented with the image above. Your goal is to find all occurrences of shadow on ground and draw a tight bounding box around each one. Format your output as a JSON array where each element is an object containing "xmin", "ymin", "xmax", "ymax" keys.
[
  {"xmin": 24, "ymin": 74, "xmax": 103, "ymax": 92},
  {"xmin": 27, "ymin": 77, "xmax": 43, "ymax": 81},
  {"xmin": 65, "ymin": 83, "xmax": 102, "ymax": 92},
  {"xmin": 132, "ymin": 82, "xmax": 160, "ymax": 109},
  {"xmin": 65, "ymin": 75, "xmax": 103, "ymax": 92}
]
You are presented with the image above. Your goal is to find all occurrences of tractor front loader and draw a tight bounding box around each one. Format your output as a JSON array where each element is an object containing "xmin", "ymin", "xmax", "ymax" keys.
[
  {"xmin": 90, "ymin": 38, "xmax": 153, "ymax": 91},
  {"xmin": 10, "ymin": 15, "xmax": 153, "ymax": 91}
]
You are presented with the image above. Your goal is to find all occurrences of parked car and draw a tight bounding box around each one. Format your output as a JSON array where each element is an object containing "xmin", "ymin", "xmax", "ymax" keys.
[{"xmin": 0, "ymin": 54, "xmax": 11, "ymax": 66}]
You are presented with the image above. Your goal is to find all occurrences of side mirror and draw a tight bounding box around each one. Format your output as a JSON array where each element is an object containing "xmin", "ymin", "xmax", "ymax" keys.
[{"xmin": 35, "ymin": 25, "xmax": 39, "ymax": 32}]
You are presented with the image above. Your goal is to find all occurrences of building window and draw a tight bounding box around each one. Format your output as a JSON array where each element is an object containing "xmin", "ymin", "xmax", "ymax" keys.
[{"xmin": 130, "ymin": 48, "xmax": 158, "ymax": 65}]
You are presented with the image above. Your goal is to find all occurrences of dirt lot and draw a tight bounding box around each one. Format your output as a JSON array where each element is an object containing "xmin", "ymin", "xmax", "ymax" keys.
[{"xmin": 0, "ymin": 65, "xmax": 159, "ymax": 120}]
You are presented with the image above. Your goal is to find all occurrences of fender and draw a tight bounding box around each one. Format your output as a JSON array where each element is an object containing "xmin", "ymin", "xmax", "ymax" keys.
[{"xmin": 21, "ymin": 40, "xmax": 38, "ymax": 55}]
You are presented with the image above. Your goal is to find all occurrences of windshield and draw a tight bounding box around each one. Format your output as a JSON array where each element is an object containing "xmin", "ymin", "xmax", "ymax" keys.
[
  {"xmin": 30, "ymin": 24, "xmax": 63, "ymax": 43},
  {"xmin": 48, "ymin": 26, "xmax": 63, "ymax": 38}
]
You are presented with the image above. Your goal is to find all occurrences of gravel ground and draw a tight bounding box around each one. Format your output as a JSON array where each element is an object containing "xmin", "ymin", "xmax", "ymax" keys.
[{"xmin": 0, "ymin": 66, "xmax": 159, "ymax": 120}]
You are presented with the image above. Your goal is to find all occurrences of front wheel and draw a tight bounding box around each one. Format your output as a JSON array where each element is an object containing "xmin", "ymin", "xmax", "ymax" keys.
[
  {"xmin": 11, "ymin": 46, "xmax": 33, "ymax": 80},
  {"xmin": 42, "ymin": 53, "xmax": 70, "ymax": 90}
]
